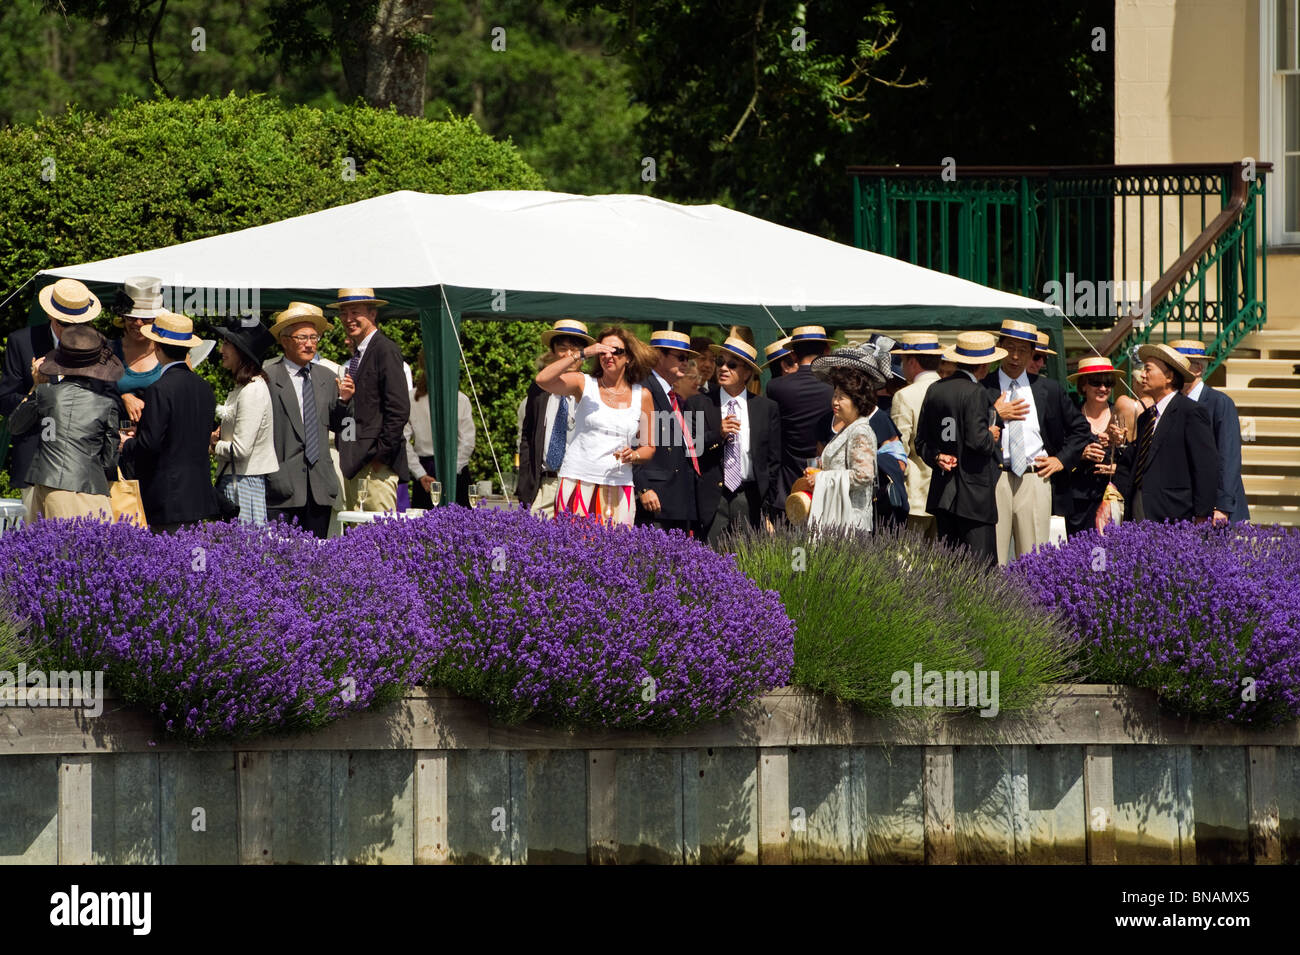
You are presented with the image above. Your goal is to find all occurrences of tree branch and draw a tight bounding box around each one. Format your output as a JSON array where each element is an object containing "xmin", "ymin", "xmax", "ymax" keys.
[
  {"xmin": 147, "ymin": 0, "xmax": 170, "ymax": 96},
  {"xmin": 722, "ymin": 0, "xmax": 765, "ymax": 145}
]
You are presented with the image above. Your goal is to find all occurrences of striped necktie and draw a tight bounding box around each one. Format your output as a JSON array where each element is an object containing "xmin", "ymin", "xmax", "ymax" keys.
[
  {"xmin": 1007, "ymin": 380, "xmax": 1028, "ymax": 476},
  {"xmin": 298, "ymin": 365, "xmax": 319, "ymax": 466},
  {"xmin": 723, "ymin": 398, "xmax": 741, "ymax": 491},
  {"xmin": 346, "ymin": 348, "xmax": 362, "ymax": 380},
  {"xmin": 669, "ymin": 390, "xmax": 700, "ymax": 475},
  {"xmin": 1134, "ymin": 407, "xmax": 1158, "ymax": 489}
]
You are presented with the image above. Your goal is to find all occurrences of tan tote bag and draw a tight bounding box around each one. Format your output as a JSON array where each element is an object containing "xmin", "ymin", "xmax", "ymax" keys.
[{"xmin": 110, "ymin": 468, "xmax": 147, "ymax": 527}]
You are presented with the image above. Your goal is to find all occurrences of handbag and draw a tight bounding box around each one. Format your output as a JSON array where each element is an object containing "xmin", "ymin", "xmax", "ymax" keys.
[{"xmin": 109, "ymin": 467, "xmax": 147, "ymax": 527}]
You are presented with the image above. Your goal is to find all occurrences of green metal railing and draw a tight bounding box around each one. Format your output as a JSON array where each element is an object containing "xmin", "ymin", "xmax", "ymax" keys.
[{"xmin": 849, "ymin": 163, "xmax": 1269, "ymax": 378}]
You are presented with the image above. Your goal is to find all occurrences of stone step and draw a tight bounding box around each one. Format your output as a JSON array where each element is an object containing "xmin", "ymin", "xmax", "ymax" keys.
[
  {"xmin": 1243, "ymin": 472, "xmax": 1300, "ymax": 500},
  {"xmin": 1220, "ymin": 387, "xmax": 1300, "ymax": 411},
  {"xmin": 1246, "ymin": 503, "xmax": 1300, "ymax": 526},
  {"xmin": 1238, "ymin": 415, "xmax": 1300, "ymax": 438},
  {"xmin": 1223, "ymin": 358, "xmax": 1300, "ymax": 387},
  {"xmin": 1242, "ymin": 444, "xmax": 1300, "ymax": 468},
  {"xmin": 1234, "ymin": 330, "xmax": 1300, "ymax": 358}
]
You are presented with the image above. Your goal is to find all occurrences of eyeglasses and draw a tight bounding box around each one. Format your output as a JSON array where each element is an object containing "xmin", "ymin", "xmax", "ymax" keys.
[{"xmin": 286, "ymin": 334, "xmax": 320, "ymax": 344}]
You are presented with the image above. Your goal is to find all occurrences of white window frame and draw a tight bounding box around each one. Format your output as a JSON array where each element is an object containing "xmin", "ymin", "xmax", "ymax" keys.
[{"xmin": 1261, "ymin": 0, "xmax": 1300, "ymax": 245}]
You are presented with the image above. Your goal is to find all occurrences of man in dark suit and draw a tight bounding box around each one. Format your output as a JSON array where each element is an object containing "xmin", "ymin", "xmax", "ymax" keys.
[
  {"xmin": 1171, "ymin": 339, "xmax": 1250, "ymax": 523},
  {"xmin": 329, "ymin": 288, "xmax": 410, "ymax": 511},
  {"xmin": 1114, "ymin": 344, "xmax": 1217, "ymax": 522},
  {"xmin": 0, "ymin": 279, "xmax": 101, "ymax": 517},
  {"xmin": 634, "ymin": 330, "xmax": 700, "ymax": 532},
  {"xmin": 519, "ymin": 320, "xmax": 591, "ymax": 516},
  {"xmin": 690, "ymin": 337, "xmax": 718, "ymax": 396},
  {"xmin": 263, "ymin": 303, "xmax": 354, "ymax": 537},
  {"xmin": 119, "ymin": 311, "xmax": 223, "ymax": 532},
  {"xmin": 983, "ymin": 318, "xmax": 1093, "ymax": 563},
  {"xmin": 766, "ymin": 325, "xmax": 834, "ymax": 499},
  {"xmin": 917, "ymin": 332, "xmax": 1006, "ymax": 564},
  {"xmin": 693, "ymin": 338, "xmax": 781, "ymax": 546}
]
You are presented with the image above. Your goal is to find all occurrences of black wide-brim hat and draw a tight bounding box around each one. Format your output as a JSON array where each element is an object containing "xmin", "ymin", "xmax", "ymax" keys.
[
  {"xmin": 212, "ymin": 315, "xmax": 275, "ymax": 367},
  {"xmin": 811, "ymin": 336, "xmax": 897, "ymax": 387}
]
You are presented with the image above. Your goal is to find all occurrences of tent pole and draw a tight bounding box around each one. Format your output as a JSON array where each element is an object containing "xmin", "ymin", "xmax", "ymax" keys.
[{"xmin": 419, "ymin": 298, "xmax": 460, "ymax": 506}]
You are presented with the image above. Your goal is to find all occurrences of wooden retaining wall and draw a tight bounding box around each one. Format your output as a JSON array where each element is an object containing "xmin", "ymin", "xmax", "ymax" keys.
[{"xmin": 1, "ymin": 685, "xmax": 1296, "ymax": 864}]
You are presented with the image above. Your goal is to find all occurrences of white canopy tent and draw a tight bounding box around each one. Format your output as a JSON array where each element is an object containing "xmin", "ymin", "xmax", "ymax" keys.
[{"xmin": 35, "ymin": 189, "xmax": 1062, "ymax": 499}]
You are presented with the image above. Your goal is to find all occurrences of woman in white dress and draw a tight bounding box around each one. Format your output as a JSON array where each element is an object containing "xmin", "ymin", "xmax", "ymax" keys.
[
  {"xmin": 534, "ymin": 325, "xmax": 657, "ymax": 526},
  {"xmin": 802, "ymin": 340, "xmax": 896, "ymax": 532}
]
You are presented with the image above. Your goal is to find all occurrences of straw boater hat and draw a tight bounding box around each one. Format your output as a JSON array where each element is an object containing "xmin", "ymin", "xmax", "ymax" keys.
[
  {"xmin": 648, "ymin": 330, "xmax": 698, "ymax": 355},
  {"xmin": 810, "ymin": 336, "xmax": 897, "ymax": 386},
  {"xmin": 541, "ymin": 319, "xmax": 594, "ymax": 347},
  {"xmin": 212, "ymin": 315, "xmax": 275, "ymax": 368},
  {"xmin": 269, "ymin": 302, "xmax": 329, "ymax": 339},
  {"xmin": 993, "ymin": 318, "xmax": 1040, "ymax": 348},
  {"xmin": 1137, "ymin": 342, "xmax": 1193, "ymax": 379},
  {"xmin": 761, "ymin": 337, "xmax": 793, "ymax": 367},
  {"xmin": 38, "ymin": 279, "xmax": 101, "ymax": 325},
  {"xmin": 1034, "ymin": 331, "xmax": 1057, "ymax": 356},
  {"xmin": 141, "ymin": 310, "xmax": 204, "ymax": 348},
  {"xmin": 38, "ymin": 325, "xmax": 123, "ymax": 383},
  {"xmin": 1169, "ymin": 339, "xmax": 1213, "ymax": 365},
  {"xmin": 1067, "ymin": 355, "xmax": 1123, "ymax": 386},
  {"xmin": 890, "ymin": 332, "xmax": 944, "ymax": 356},
  {"xmin": 787, "ymin": 325, "xmax": 833, "ymax": 344},
  {"xmin": 709, "ymin": 336, "xmax": 761, "ymax": 373},
  {"xmin": 942, "ymin": 331, "xmax": 1008, "ymax": 366},
  {"xmin": 112, "ymin": 276, "xmax": 164, "ymax": 326},
  {"xmin": 327, "ymin": 288, "xmax": 388, "ymax": 308}
]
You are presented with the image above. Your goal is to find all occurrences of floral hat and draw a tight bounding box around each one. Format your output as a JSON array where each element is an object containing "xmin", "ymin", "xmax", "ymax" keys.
[{"xmin": 810, "ymin": 335, "xmax": 897, "ymax": 387}]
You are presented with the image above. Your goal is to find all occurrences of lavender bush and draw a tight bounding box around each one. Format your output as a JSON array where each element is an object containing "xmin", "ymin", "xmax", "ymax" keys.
[
  {"xmin": 1007, "ymin": 522, "xmax": 1300, "ymax": 726},
  {"xmin": 346, "ymin": 508, "xmax": 793, "ymax": 731},
  {"xmin": 0, "ymin": 518, "xmax": 432, "ymax": 738},
  {"xmin": 0, "ymin": 508, "xmax": 792, "ymax": 739}
]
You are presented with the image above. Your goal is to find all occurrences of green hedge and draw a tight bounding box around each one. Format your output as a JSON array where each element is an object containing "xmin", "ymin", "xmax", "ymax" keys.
[{"xmin": 0, "ymin": 93, "xmax": 546, "ymax": 486}]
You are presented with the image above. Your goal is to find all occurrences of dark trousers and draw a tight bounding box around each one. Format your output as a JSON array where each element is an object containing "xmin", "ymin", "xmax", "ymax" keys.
[
  {"xmin": 270, "ymin": 499, "xmax": 333, "ymax": 539},
  {"xmin": 635, "ymin": 509, "xmax": 692, "ymax": 534},
  {"xmin": 707, "ymin": 481, "xmax": 761, "ymax": 547},
  {"xmin": 454, "ymin": 466, "xmax": 471, "ymax": 507},
  {"xmin": 410, "ymin": 455, "xmax": 439, "ymax": 509},
  {"xmin": 935, "ymin": 511, "xmax": 997, "ymax": 565}
]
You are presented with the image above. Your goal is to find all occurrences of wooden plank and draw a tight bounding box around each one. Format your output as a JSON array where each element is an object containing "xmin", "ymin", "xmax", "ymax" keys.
[
  {"xmin": 57, "ymin": 754, "xmax": 93, "ymax": 865},
  {"xmin": 271, "ymin": 751, "xmax": 331, "ymax": 865},
  {"xmin": 1022, "ymin": 746, "xmax": 1086, "ymax": 865},
  {"xmin": 414, "ymin": 750, "xmax": 449, "ymax": 865},
  {"xmin": 923, "ymin": 746, "xmax": 955, "ymax": 865},
  {"xmin": 757, "ymin": 747, "xmax": 791, "ymax": 865},
  {"xmin": 788, "ymin": 746, "xmax": 852, "ymax": 864},
  {"xmin": 447, "ymin": 750, "xmax": 510, "ymax": 865},
  {"xmin": 1112, "ymin": 746, "xmax": 1182, "ymax": 864},
  {"xmin": 7, "ymin": 686, "xmax": 1300, "ymax": 753},
  {"xmin": 158, "ymin": 751, "xmax": 238, "ymax": 865},
  {"xmin": 1083, "ymin": 745, "xmax": 1116, "ymax": 864},
  {"xmin": 236, "ymin": 751, "xmax": 273, "ymax": 865},
  {"xmin": 1279, "ymin": 747, "xmax": 1300, "ymax": 863},
  {"xmin": 1174, "ymin": 746, "xmax": 1197, "ymax": 865},
  {"xmin": 520, "ymin": 750, "xmax": 586, "ymax": 865},
  {"xmin": 616, "ymin": 749, "xmax": 684, "ymax": 864},
  {"xmin": 681, "ymin": 750, "xmax": 700, "ymax": 865},
  {"xmin": 91, "ymin": 753, "xmax": 159, "ymax": 865},
  {"xmin": 860, "ymin": 746, "xmax": 924, "ymax": 864},
  {"xmin": 586, "ymin": 750, "xmax": 617, "ymax": 865},
  {"xmin": 953, "ymin": 746, "xmax": 1014, "ymax": 864},
  {"xmin": 1009, "ymin": 746, "xmax": 1030, "ymax": 865},
  {"xmin": 1187, "ymin": 746, "xmax": 1248, "ymax": 864},
  {"xmin": 1247, "ymin": 745, "xmax": 1280, "ymax": 864}
]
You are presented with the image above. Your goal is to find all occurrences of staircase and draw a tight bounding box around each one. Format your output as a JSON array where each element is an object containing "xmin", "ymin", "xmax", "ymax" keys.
[{"xmin": 849, "ymin": 162, "xmax": 1299, "ymax": 525}]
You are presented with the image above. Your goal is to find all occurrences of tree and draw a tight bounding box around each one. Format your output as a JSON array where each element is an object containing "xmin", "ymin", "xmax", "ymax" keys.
[
  {"xmin": 41, "ymin": 0, "xmax": 433, "ymax": 114},
  {"xmin": 566, "ymin": 0, "xmax": 922, "ymax": 236}
]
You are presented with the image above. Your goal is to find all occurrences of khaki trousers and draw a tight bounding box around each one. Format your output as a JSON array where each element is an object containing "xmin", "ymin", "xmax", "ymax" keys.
[
  {"xmin": 21, "ymin": 486, "xmax": 36, "ymax": 522},
  {"xmin": 906, "ymin": 513, "xmax": 937, "ymax": 539},
  {"xmin": 995, "ymin": 470, "xmax": 1050, "ymax": 565},
  {"xmin": 529, "ymin": 476, "xmax": 561, "ymax": 519},
  {"xmin": 344, "ymin": 463, "xmax": 399, "ymax": 512},
  {"xmin": 29, "ymin": 485, "xmax": 113, "ymax": 521}
]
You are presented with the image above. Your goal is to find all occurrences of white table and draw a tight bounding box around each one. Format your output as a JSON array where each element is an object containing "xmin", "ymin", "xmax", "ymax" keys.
[
  {"xmin": 332, "ymin": 508, "xmax": 428, "ymax": 536},
  {"xmin": 0, "ymin": 499, "xmax": 24, "ymax": 536}
]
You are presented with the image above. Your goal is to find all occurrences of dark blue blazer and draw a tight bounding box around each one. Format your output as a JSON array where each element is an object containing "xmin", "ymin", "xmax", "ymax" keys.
[{"xmin": 1195, "ymin": 384, "xmax": 1250, "ymax": 522}]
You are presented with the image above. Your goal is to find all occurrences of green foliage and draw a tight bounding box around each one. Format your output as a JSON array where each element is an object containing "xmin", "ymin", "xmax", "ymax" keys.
[
  {"xmin": 0, "ymin": 93, "xmax": 544, "ymax": 486},
  {"xmin": 730, "ymin": 523, "xmax": 1077, "ymax": 717},
  {"xmin": 0, "ymin": 608, "xmax": 31, "ymax": 673},
  {"xmin": 455, "ymin": 318, "xmax": 544, "ymax": 481}
]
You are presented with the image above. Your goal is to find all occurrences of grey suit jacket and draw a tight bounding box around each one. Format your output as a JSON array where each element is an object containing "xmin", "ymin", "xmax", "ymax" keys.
[{"xmin": 264, "ymin": 357, "xmax": 346, "ymax": 509}]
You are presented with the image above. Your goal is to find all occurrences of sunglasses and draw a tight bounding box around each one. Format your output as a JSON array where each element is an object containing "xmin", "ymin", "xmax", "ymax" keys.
[
  {"xmin": 719, "ymin": 359, "xmax": 744, "ymax": 370},
  {"xmin": 604, "ymin": 347, "xmax": 627, "ymax": 357},
  {"xmin": 1083, "ymin": 377, "xmax": 1112, "ymax": 388}
]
